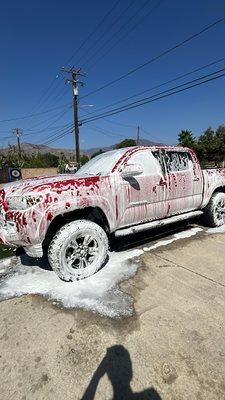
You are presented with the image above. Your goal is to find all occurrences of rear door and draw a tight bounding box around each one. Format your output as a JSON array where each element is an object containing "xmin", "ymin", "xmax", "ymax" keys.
[
  {"xmin": 119, "ymin": 149, "xmax": 168, "ymax": 227},
  {"xmin": 162, "ymin": 149, "xmax": 203, "ymax": 215}
]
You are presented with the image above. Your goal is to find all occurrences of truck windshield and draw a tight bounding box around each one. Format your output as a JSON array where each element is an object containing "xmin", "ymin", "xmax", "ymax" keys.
[{"xmin": 76, "ymin": 148, "xmax": 127, "ymax": 176}]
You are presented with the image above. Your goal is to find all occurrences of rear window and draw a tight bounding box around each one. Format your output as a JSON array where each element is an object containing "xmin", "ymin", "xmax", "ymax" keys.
[{"xmin": 164, "ymin": 151, "xmax": 193, "ymax": 172}]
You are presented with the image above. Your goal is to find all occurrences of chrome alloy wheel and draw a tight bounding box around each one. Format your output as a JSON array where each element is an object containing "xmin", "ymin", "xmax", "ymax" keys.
[
  {"xmin": 64, "ymin": 234, "xmax": 99, "ymax": 272},
  {"xmin": 48, "ymin": 220, "xmax": 109, "ymax": 281},
  {"xmin": 215, "ymin": 199, "xmax": 225, "ymax": 224}
]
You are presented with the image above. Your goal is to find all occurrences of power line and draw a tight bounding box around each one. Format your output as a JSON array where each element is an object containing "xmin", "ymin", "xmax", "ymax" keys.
[
  {"xmin": 24, "ymin": 107, "xmax": 72, "ymax": 131},
  {"xmin": 89, "ymin": 124, "xmax": 126, "ymax": 139},
  {"xmin": 81, "ymin": 15, "xmax": 225, "ymax": 100},
  {"xmin": 140, "ymin": 126, "xmax": 167, "ymax": 143},
  {"xmin": 64, "ymin": 0, "xmax": 121, "ymax": 66},
  {"xmin": 0, "ymin": 104, "xmax": 71, "ymax": 123},
  {"xmin": 86, "ymin": 0, "xmax": 164, "ymax": 72},
  {"xmin": 80, "ymin": 69, "xmax": 225, "ymax": 123},
  {"xmin": 41, "ymin": 125, "xmax": 74, "ymax": 146},
  {"xmin": 81, "ymin": 55, "xmax": 225, "ymax": 118},
  {"xmin": 29, "ymin": 75, "xmax": 60, "ymax": 114},
  {"xmin": 102, "ymin": 118, "xmax": 137, "ymax": 129},
  {"xmin": 21, "ymin": 3, "xmax": 122, "ymax": 118},
  {"xmin": 82, "ymin": 0, "xmax": 154, "ymax": 70},
  {"xmin": 77, "ymin": 0, "xmax": 136, "ymax": 68}
]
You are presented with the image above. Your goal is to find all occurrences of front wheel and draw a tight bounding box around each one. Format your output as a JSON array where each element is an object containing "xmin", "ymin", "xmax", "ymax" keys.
[
  {"xmin": 202, "ymin": 192, "xmax": 225, "ymax": 227},
  {"xmin": 48, "ymin": 220, "xmax": 109, "ymax": 281}
]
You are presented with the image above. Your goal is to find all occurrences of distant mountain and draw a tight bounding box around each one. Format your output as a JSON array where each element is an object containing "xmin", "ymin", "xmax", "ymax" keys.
[
  {"xmin": 82, "ymin": 138, "xmax": 164, "ymax": 156},
  {"xmin": 0, "ymin": 138, "xmax": 164, "ymax": 158}
]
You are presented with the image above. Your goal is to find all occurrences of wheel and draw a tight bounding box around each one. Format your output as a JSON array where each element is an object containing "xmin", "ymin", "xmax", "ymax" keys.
[
  {"xmin": 202, "ymin": 192, "xmax": 225, "ymax": 227},
  {"xmin": 48, "ymin": 220, "xmax": 109, "ymax": 281}
]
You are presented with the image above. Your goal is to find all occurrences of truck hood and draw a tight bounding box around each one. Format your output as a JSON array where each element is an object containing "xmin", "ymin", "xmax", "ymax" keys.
[{"xmin": 2, "ymin": 173, "xmax": 101, "ymax": 197}]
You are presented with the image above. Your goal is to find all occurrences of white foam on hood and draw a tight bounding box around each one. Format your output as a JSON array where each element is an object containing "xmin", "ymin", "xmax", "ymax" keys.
[{"xmin": 0, "ymin": 227, "xmax": 202, "ymax": 318}]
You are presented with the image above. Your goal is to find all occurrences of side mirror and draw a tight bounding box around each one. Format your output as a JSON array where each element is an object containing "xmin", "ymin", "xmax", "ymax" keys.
[{"xmin": 120, "ymin": 163, "xmax": 143, "ymax": 178}]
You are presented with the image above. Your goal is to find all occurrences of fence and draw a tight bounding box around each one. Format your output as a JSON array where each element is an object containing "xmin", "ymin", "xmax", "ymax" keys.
[{"xmin": 0, "ymin": 167, "xmax": 58, "ymax": 184}]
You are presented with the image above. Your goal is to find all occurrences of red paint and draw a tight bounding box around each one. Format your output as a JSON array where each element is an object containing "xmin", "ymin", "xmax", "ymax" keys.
[{"xmin": 47, "ymin": 212, "xmax": 53, "ymax": 221}]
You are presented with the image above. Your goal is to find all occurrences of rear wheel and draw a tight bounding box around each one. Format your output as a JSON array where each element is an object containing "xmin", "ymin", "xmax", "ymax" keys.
[
  {"xmin": 202, "ymin": 192, "xmax": 225, "ymax": 227},
  {"xmin": 48, "ymin": 220, "xmax": 109, "ymax": 281}
]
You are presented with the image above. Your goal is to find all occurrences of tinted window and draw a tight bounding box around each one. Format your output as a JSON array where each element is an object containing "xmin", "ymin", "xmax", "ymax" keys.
[{"xmin": 164, "ymin": 151, "xmax": 193, "ymax": 172}]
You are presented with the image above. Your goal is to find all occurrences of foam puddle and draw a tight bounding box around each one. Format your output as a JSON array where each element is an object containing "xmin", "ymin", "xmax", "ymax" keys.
[
  {"xmin": 207, "ymin": 225, "xmax": 225, "ymax": 234},
  {"xmin": 0, "ymin": 227, "xmax": 202, "ymax": 318}
]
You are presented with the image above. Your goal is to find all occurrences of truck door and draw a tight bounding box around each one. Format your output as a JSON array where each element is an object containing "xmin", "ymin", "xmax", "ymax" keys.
[
  {"xmin": 119, "ymin": 149, "xmax": 168, "ymax": 227},
  {"xmin": 162, "ymin": 149, "xmax": 203, "ymax": 215}
]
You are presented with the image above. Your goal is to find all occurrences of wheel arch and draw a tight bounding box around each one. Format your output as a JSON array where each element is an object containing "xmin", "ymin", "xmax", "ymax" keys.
[
  {"xmin": 212, "ymin": 186, "xmax": 225, "ymax": 195},
  {"xmin": 203, "ymin": 185, "xmax": 225, "ymax": 208},
  {"xmin": 43, "ymin": 206, "xmax": 110, "ymax": 248}
]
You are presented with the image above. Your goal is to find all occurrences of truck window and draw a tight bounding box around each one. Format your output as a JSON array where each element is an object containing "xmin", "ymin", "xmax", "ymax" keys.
[
  {"xmin": 128, "ymin": 150, "xmax": 163, "ymax": 176},
  {"xmin": 164, "ymin": 151, "xmax": 193, "ymax": 173}
]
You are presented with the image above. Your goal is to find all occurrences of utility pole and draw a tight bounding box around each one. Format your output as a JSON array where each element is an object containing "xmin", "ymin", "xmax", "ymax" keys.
[
  {"xmin": 62, "ymin": 67, "xmax": 84, "ymax": 168},
  {"xmin": 12, "ymin": 128, "xmax": 22, "ymax": 160},
  {"xmin": 136, "ymin": 125, "xmax": 140, "ymax": 145}
]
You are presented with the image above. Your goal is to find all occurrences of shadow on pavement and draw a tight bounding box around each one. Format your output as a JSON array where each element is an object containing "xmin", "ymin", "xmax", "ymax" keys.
[
  {"xmin": 111, "ymin": 219, "xmax": 200, "ymax": 252},
  {"xmin": 81, "ymin": 345, "xmax": 162, "ymax": 400}
]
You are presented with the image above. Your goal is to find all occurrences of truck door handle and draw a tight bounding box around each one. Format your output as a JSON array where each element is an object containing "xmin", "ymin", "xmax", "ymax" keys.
[{"xmin": 193, "ymin": 176, "xmax": 200, "ymax": 181}]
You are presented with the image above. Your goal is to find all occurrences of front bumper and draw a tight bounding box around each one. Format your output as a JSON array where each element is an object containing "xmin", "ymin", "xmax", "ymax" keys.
[
  {"xmin": 0, "ymin": 217, "xmax": 43, "ymax": 258},
  {"xmin": 0, "ymin": 221, "xmax": 20, "ymax": 245}
]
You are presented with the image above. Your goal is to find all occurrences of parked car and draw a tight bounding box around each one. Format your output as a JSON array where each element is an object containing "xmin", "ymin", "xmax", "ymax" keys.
[{"xmin": 1, "ymin": 146, "xmax": 225, "ymax": 281}]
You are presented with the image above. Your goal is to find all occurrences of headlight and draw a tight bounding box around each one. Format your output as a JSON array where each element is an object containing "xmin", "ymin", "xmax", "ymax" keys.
[{"xmin": 7, "ymin": 193, "xmax": 43, "ymax": 210}]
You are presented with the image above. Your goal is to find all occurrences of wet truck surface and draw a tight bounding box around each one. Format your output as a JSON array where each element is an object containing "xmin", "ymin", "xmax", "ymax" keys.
[{"xmin": 1, "ymin": 146, "xmax": 225, "ymax": 281}]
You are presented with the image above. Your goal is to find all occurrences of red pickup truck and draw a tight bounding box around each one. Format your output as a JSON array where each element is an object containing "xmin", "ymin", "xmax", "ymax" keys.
[{"xmin": 1, "ymin": 146, "xmax": 225, "ymax": 281}]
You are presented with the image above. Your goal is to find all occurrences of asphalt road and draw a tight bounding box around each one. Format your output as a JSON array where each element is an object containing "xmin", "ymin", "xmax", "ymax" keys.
[{"xmin": 0, "ymin": 225, "xmax": 225, "ymax": 400}]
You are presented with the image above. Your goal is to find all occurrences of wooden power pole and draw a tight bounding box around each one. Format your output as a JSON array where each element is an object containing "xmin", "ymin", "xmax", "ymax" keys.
[
  {"xmin": 137, "ymin": 125, "xmax": 140, "ymax": 145},
  {"xmin": 62, "ymin": 67, "xmax": 84, "ymax": 168},
  {"xmin": 12, "ymin": 128, "xmax": 22, "ymax": 160}
]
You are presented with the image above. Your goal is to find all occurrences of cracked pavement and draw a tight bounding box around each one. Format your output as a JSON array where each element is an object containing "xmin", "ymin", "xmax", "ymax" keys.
[{"xmin": 0, "ymin": 226, "xmax": 225, "ymax": 399}]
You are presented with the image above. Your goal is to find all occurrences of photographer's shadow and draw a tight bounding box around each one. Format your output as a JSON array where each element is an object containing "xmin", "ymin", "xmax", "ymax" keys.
[{"xmin": 81, "ymin": 345, "xmax": 162, "ymax": 400}]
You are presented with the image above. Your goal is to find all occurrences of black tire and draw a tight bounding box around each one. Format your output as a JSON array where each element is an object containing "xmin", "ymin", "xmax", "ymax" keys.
[
  {"xmin": 202, "ymin": 192, "xmax": 225, "ymax": 227},
  {"xmin": 48, "ymin": 220, "xmax": 109, "ymax": 281}
]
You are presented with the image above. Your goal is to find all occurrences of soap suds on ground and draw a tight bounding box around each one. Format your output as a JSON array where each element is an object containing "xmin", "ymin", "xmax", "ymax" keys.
[
  {"xmin": 207, "ymin": 225, "xmax": 225, "ymax": 234},
  {"xmin": 0, "ymin": 226, "xmax": 208, "ymax": 318}
]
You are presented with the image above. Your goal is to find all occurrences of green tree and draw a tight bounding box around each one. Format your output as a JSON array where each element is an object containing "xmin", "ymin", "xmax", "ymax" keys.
[
  {"xmin": 215, "ymin": 125, "xmax": 225, "ymax": 162},
  {"xmin": 115, "ymin": 138, "xmax": 136, "ymax": 149},
  {"xmin": 80, "ymin": 154, "xmax": 89, "ymax": 165},
  {"xmin": 197, "ymin": 127, "xmax": 217, "ymax": 162},
  {"xmin": 23, "ymin": 153, "xmax": 59, "ymax": 168},
  {"xmin": 91, "ymin": 149, "xmax": 104, "ymax": 159},
  {"xmin": 57, "ymin": 152, "xmax": 68, "ymax": 173},
  {"xmin": 7, "ymin": 145, "xmax": 25, "ymax": 168},
  {"xmin": 178, "ymin": 130, "xmax": 196, "ymax": 149}
]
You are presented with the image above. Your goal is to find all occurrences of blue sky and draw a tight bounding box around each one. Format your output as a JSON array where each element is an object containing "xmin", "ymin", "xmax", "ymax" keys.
[{"xmin": 1, "ymin": 0, "xmax": 225, "ymax": 150}]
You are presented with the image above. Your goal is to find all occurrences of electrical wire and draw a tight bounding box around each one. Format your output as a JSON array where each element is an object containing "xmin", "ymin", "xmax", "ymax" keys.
[
  {"xmin": 81, "ymin": 55, "xmax": 225, "ymax": 118},
  {"xmin": 89, "ymin": 124, "xmax": 126, "ymax": 139},
  {"xmin": 86, "ymin": 0, "xmax": 164, "ymax": 72},
  {"xmin": 81, "ymin": 15, "xmax": 225, "ymax": 100},
  {"xmin": 0, "ymin": 104, "xmax": 71, "ymax": 123},
  {"xmin": 24, "ymin": 107, "xmax": 72, "ymax": 131},
  {"xmin": 82, "ymin": 0, "xmax": 154, "ymax": 69},
  {"xmin": 41, "ymin": 125, "xmax": 74, "ymax": 146},
  {"xmin": 76, "ymin": 0, "xmax": 136, "ymax": 67},
  {"xmin": 80, "ymin": 68, "xmax": 225, "ymax": 123},
  {"xmin": 64, "ymin": 0, "xmax": 121, "ymax": 66}
]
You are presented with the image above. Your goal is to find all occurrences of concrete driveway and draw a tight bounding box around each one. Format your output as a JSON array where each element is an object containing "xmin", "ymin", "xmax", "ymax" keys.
[{"xmin": 0, "ymin": 224, "xmax": 225, "ymax": 400}]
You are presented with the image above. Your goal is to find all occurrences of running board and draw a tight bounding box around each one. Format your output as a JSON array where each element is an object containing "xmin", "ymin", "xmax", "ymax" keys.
[{"xmin": 114, "ymin": 210, "xmax": 203, "ymax": 237}]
